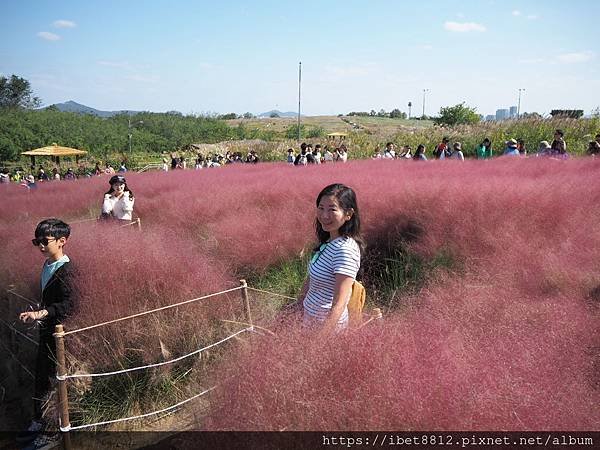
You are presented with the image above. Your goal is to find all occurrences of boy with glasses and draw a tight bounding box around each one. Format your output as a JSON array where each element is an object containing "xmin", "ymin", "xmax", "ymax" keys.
[{"xmin": 18, "ymin": 218, "xmax": 77, "ymax": 449}]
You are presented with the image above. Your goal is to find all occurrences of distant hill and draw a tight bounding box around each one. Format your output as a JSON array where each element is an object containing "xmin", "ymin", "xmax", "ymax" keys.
[
  {"xmin": 258, "ymin": 110, "xmax": 299, "ymax": 118},
  {"xmin": 43, "ymin": 100, "xmax": 141, "ymax": 118}
]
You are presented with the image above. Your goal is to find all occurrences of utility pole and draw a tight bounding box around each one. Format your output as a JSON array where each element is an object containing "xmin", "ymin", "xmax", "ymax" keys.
[
  {"xmin": 297, "ymin": 62, "xmax": 302, "ymax": 142},
  {"xmin": 408, "ymin": 101, "xmax": 412, "ymax": 119},
  {"xmin": 517, "ymin": 88, "xmax": 525, "ymax": 118},
  {"xmin": 422, "ymin": 89, "xmax": 429, "ymax": 118},
  {"xmin": 128, "ymin": 118, "xmax": 143, "ymax": 153}
]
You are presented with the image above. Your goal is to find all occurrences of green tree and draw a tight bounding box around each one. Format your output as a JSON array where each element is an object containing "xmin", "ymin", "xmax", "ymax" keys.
[
  {"xmin": 389, "ymin": 108, "xmax": 406, "ymax": 119},
  {"xmin": 0, "ymin": 75, "xmax": 41, "ymax": 109},
  {"xmin": 285, "ymin": 124, "xmax": 305, "ymax": 139},
  {"xmin": 434, "ymin": 103, "xmax": 480, "ymax": 126},
  {"xmin": 550, "ymin": 109, "xmax": 583, "ymax": 119},
  {"xmin": 521, "ymin": 112, "xmax": 543, "ymax": 119},
  {"xmin": 306, "ymin": 126, "xmax": 325, "ymax": 138},
  {"xmin": 243, "ymin": 112, "xmax": 254, "ymax": 119},
  {"xmin": 269, "ymin": 112, "xmax": 280, "ymax": 118}
]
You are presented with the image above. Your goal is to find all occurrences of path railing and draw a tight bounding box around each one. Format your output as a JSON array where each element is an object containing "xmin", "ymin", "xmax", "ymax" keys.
[{"xmin": 50, "ymin": 280, "xmax": 255, "ymax": 449}]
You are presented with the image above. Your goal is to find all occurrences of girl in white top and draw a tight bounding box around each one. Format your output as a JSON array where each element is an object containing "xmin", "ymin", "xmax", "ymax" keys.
[
  {"xmin": 101, "ymin": 175, "xmax": 135, "ymax": 221},
  {"xmin": 302, "ymin": 183, "xmax": 363, "ymax": 335}
]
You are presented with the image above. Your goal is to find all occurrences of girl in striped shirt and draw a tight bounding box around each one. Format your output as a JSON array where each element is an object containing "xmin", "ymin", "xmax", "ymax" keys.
[{"xmin": 302, "ymin": 183, "xmax": 364, "ymax": 334}]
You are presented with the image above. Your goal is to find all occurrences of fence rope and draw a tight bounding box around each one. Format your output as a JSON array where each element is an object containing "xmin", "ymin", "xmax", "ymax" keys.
[
  {"xmin": 62, "ymin": 385, "xmax": 217, "ymax": 431},
  {"xmin": 119, "ymin": 219, "xmax": 139, "ymax": 228},
  {"xmin": 60, "ymin": 327, "xmax": 252, "ymax": 380},
  {"xmin": 245, "ymin": 287, "xmax": 297, "ymax": 301},
  {"xmin": 6, "ymin": 288, "xmax": 37, "ymax": 306},
  {"xmin": 0, "ymin": 317, "xmax": 38, "ymax": 346},
  {"xmin": 0, "ymin": 340, "xmax": 35, "ymax": 379},
  {"xmin": 61, "ymin": 285, "xmax": 244, "ymax": 336}
]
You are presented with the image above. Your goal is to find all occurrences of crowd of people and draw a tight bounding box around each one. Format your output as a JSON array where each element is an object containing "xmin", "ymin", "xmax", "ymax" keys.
[
  {"xmin": 370, "ymin": 130, "xmax": 600, "ymax": 162},
  {"xmin": 0, "ymin": 161, "xmax": 129, "ymax": 190},
  {"xmin": 162, "ymin": 150, "xmax": 261, "ymax": 171},
  {"xmin": 286, "ymin": 143, "xmax": 349, "ymax": 165},
  {"xmin": 2, "ymin": 131, "xmax": 599, "ymax": 190}
]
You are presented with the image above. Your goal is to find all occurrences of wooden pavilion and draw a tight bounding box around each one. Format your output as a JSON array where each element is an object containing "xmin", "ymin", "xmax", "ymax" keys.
[{"xmin": 21, "ymin": 144, "xmax": 88, "ymax": 166}]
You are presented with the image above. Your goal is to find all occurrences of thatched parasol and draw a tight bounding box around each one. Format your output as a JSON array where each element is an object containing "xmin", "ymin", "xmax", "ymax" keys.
[{"xmin": 21, "ymin": 144, "xmax": 88, "ymax": 165}]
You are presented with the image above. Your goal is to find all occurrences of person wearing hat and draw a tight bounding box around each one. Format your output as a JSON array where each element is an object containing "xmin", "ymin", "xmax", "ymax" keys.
[
  {"xmin": 25, "ymin": 174, "xmax": 38, "ymax": 189},
  {"xmin": 450, "ymin": 142, "xmax": 465, "ymax": 160},
  {"xmin": 101, "ymin": 175, "xmax": 135, "ymax": 221},
  {"xmin": 503, "ymin": 139, "xmax": 521, "ymax": 156},
  {"xmin": 536, "ymin": 140, "xmax": 552, "ymax": 157},
  {"xmin": 64, "ymin": 167, "xmax": 77, "ymax": 181},
  {"xmin": 550, "ymin": 129, "xmax": 567, "ymax": 155}
]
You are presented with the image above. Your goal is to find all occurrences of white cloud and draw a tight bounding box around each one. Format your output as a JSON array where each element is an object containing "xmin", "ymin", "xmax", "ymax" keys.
[
  {"xmin": 556, "ymin": 51, "xmax": 595, "ymax": 63},
  {"xmin": 98, "ymin": 60, "xmax": 130, "ymax": 68},
  {"xmin": 125, "ymin": 74, "xmax": 160, "ymax": 83},
  {"xmin": 518, "ymin": 58, "xmax": 545, "ymax": 64},
  {"xmin": 512, "ymin": 10, "xmax": 521, "ymax": 16},
  {"xmin": 527, "ymin": 14, "xmax": 538, "ymax": 20},
  {"xmin": 443, "ymin": 21, "xmax": 486, "ymax": 32},
  {"xmin": 37, "ymin": 31, "xmax": 60, "ymax": 41},
  {"xmin": 53, "ymin": 20, "xmax": 76, "ymax": 28}
]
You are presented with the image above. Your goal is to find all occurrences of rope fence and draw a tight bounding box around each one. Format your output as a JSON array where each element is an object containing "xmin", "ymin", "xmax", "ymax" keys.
[
  {"xmin": 61, "ymin": 285, "xmax": 244, "ymax": 337},
  {"xmin": 6, "ymin": 288, "xmax": 38, "ymax": 306},
  {"xmin": 46, "ymin": 280, "xmax": 256, "ymax": 448},
  {"xmin": 0, "ymin": 317, "xmax": 38, "ymax": 346},
  {"xmin": 59, "ymin": 327, "xmax": 252, "ymax": 380},
  {"xmin": 246, "ymin": 286, "xmax": 297, "ymax": 301},
  {"xmin": 61, "ymin": 386, "xmax": 217, "ymax": 431},
  {"xmin": 0, "ymin": 340, "xmax": 35, "ymax": 379}
]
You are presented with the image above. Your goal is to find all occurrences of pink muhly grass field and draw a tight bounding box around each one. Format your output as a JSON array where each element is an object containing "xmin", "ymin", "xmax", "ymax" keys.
[{"xmin": 1, "ymin": 157, "xmax": 599, "ymax": 430}]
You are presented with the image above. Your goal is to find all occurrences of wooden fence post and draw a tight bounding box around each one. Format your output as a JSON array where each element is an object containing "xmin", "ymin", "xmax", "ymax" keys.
[
  {"xmin": 136, "ymin": 217, "xmax": 142, "ymax": 231},
  {"xmin": 239, "ymin": 280, "xmax": 253, "ymax": 329},
  {"xmin": 54, "ymin": 324, "xmax": 72, "ymax": 450}
]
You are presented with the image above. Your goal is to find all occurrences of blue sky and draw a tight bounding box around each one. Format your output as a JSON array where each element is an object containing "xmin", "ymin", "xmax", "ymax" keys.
[{"xmin": 1, "ymin": 0, "xmax": 599, "ymax": 116}]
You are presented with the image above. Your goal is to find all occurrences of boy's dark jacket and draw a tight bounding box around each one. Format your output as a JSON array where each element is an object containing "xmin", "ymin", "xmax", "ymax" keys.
[{"xmin": 40, "ymin": 261, "xmax": 77, "ymax": 336}]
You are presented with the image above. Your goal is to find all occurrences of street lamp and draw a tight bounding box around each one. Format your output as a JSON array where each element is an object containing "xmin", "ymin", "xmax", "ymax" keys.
[
  {"xmin": 128, "ymin": 118, "xmax": 144, "ymax": 153},
  {"xmin": 408, "ymin": 101, "xmax": 412, "ymax": 119},
  {"xmin": 517, "ymin": 88, "xmax": 525, "ymax": 118},
  {"xmin": 422, "ymin": 89, "xmax": 430, "ymax": 119}
]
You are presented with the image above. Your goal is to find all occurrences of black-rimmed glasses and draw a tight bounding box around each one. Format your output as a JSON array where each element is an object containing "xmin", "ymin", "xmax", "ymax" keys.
[{"xmin": 32, "ymin": 237, "xmax": 57, "ymax": 246}]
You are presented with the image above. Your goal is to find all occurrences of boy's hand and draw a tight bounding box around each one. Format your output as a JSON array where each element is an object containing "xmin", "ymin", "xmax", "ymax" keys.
[{"xmin": 19, "ymin": 309, "xmax": 48, "ymax": 323}]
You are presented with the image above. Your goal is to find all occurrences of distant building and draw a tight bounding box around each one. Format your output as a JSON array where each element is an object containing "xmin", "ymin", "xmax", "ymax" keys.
[
  {"xmin": 496, "ymin": 109, "xmax": 509, "ymax": 121},
  {"xmin": 485, "ymin": 115, "xmax": 496, "ymax": 121},
  {"xmin": 509, "ymin": 106, "xmax": 518, "ymax": 118}
]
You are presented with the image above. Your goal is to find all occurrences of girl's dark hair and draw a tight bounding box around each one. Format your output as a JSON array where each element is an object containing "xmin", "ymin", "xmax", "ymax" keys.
[
  {"xmin": 105, "ymin": 183, "xmax": 134, "ymax": 199},
  {"xmin": 35, "ymin": 218, "xmax": 71, "ymax": 239},
  {"xmin": 314, "ymin": 183, "xmax": 364, "ymax": 252}
]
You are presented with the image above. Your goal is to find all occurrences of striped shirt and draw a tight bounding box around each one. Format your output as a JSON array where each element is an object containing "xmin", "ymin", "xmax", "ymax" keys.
[{"xmin": 303, "ymin": 236, "xmax": 361, "ymax": 326}]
